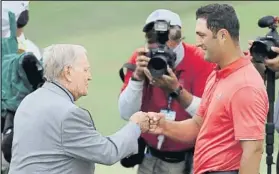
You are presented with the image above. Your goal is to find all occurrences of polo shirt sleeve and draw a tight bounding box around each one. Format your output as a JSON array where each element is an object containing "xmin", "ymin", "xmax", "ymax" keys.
[
  {"xmin": 229, "ymin": 86, "xmax": 268, "ymax": 140},
  {"xmin": 120, "ymin": 51, "xmax": 138, "ymax": 93}
]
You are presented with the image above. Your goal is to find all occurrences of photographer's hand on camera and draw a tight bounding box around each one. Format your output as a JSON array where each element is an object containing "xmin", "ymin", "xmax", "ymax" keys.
[
  {"xmin": 264, "ymin": 46, "xmax": 279, "ymax": 71},
  {"xmin": 144, "ymin": 67, "xmax": 180, "ymax": 93},
  {"xmin": 250, "ymin": 41, "xmax": 279, "ymax": 71},
  {"xmin": 132, "ymin": 48, "xmax": 150, "ymax": 81},
  {"xmin": 249, "ymin": 16, "xmax": 279, "ymax": 74},
  {"xmin": 248, "ymin": 40, "xmax": 279, "ymax": 80}
]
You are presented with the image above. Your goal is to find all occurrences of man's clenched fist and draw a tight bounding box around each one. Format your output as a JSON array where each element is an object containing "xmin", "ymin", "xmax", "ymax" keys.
[{"xmin": 129, "ymin": 111, "xmax": 150, "ymax": 133}]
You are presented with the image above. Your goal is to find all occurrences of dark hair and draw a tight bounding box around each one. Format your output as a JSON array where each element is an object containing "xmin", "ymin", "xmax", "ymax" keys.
[
  {"xmin": 145, "ymin": 25, "xmax": 183, "ymax": 44},
  {"xmin": 196, "ymin": 3, "xmax": 240, "ymax": 41},
  {"xmin": 169, "ymin": 25, "xmax": 183, "ymax": 43},
  {"xmin": 145, "ymin": 29, "xmax": 157, "ymax": 44}
]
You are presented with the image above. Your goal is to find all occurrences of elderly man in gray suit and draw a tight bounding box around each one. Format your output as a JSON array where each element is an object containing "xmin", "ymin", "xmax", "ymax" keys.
[{"xmin": 8, "ymin": 44, "xmax": 151, "ymax": 174}]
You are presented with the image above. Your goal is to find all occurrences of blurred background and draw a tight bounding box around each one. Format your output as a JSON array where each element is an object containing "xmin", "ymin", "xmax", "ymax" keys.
[{"xmin": 24, "ymin": 1, "xmax": 278, "ymax": 173}]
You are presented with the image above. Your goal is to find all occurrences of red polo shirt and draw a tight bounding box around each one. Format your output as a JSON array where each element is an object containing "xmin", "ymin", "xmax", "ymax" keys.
[
  {"xmin": 193, "ymin": 57, "xmax": 268, "ymax": 174},
  {"xmin": 121, "ymin": 42, "xmax": 215, "ymax": 151}
]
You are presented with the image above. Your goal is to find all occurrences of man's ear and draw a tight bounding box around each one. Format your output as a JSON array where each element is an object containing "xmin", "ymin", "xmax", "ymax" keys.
[
  {"xmin": 63, "ymin": 66, "xmax": 72, "ymax": 82},
  {"xmin": 217, "ymin": 29, "xmax": 228, "ymax": 43}
]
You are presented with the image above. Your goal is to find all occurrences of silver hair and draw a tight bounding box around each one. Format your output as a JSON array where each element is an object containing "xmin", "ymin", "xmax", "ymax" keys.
[{"xmin": 42, "ymin": 44, "xmax": 87, "ymax": 82}]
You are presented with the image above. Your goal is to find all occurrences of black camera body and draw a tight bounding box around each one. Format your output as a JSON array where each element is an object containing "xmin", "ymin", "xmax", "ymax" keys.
[
  {"xmin": 250, "ymin": 16, "xmax": 279, "ymax": 63},
  {"xmin": 146, "ymin": 20, "xmax": 177, "ymax": 78}
]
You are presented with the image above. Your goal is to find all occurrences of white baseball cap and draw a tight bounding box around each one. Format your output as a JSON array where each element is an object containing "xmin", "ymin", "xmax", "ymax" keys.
[
  {"xmin": 143, "ymin": 9, "xmax": 182, "ymax": 32},
  {"xmin": 2, "ymin": 1, "xmax": 29, "ymax": 38}
]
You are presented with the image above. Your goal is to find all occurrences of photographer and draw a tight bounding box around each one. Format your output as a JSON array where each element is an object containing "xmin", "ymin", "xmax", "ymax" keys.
[
  {"xmin": 268, "ymin": 47, "xmax": 279, "ymax": 174},
  {"xmin": 247, "ymin": 13, "xmax": 279, "ymax": 170},
  {"xmin": 118, "ymin": 9, "xmax": 214, "ymax": 174},
  {"xmin": 250, "ymin": 45, "xmax": 279, "ymax": 174},
  {"xmin": 269, "ymin": 46, "xmax": 279, "ymax": 174}
]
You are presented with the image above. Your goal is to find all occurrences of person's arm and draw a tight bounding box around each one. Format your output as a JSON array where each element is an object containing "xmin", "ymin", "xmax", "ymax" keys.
[
  {"xmin": 62, "ymin": 107, "xmax": 141, "ymax": 165},
  {"xmin": 161, "ymin": 115, "xmax": 202, "ymax": 145},
  {"xmin": 160, "ymin": 90, "xmax": 207, "ymax": 144},
  {"xmin": 176, "ymin": 46, "xmax": 214, "ymax": 117},
  {"xmin": 244, "ymin": 49, "xmax": 279, "ymax": 79},
  {"xmin": 118, "ymin": 52, "xmax": 144, "ymax": 120},
  {"xmin": 239, "ymin": 140, "xmax": 264, "ymax": 174},
  {"xmin": 229, "ymin": 86, "xmax": 268, "ymax": 174},
  {"xmin": 118, "ymin": 79, "xmax": 144, "ymax": 120},
  {"xmin": 251, "ymin": 61, "xmax": 279, "ymax": 79}
]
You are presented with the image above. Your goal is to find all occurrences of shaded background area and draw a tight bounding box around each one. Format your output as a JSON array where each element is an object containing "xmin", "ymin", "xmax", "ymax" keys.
[{"xmin": 24, "ymin": 1, "xmax": 278, "ymax": 173}]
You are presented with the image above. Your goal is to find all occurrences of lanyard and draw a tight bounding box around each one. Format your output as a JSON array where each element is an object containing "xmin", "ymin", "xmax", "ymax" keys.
[
  {"xmin": 165, "ymin": 70, "xmax": 183, "ymax": 111},
  {"xmin": 166, "ymin": 96, "xmax": 173, "ymax": 111}
]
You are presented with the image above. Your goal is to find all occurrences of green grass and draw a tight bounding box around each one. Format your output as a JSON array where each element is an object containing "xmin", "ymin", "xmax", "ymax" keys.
[{"xmin": 25, "ymin": 1, "xmax": 279, "ymax": 174}]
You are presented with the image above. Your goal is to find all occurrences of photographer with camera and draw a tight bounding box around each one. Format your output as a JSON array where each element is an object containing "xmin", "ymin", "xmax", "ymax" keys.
[
  {"xmin": 272, "ymin": 46, "xmax": 279, "ymax": 174},
  {"xmin": 118, "ymin": 9, "xmax": 214, "ymax": 174},
  {"xmin": 248, "ymin": 15, "xmax": 279, "ymax": 174}
]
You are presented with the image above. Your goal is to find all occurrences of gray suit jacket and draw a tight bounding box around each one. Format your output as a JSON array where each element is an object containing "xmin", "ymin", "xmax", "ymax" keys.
[{"xmin": 8, "ymin": 82, "xmax": 141, "ymax": 174}]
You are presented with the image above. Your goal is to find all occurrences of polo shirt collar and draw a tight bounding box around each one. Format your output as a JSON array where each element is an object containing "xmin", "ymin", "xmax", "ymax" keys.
[{"xmin": 215, "ymin": 57, "xmax": 251, "ymax": 78}]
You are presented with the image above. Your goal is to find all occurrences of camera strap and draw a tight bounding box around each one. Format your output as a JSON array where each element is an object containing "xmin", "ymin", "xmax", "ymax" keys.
[{"xmin": 119, "ymin": 63, "xmax": 136, "ymax": 82}]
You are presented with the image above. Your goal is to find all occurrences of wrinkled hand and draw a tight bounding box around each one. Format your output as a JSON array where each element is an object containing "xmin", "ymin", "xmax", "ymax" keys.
[
  {"xmin": 147, "ymin": 112, "xmax": 166, "ymax": 135},
  {"xmin": 144, "ymin": 67, "xmax": 180, "ymax": 92},
  {"xmin": 129, "ymin": 111, "xmax": 150, "ymax": 133},
  {"xmin": 133, "ymin": 48, "xmax": 150, "ymax": 81}
]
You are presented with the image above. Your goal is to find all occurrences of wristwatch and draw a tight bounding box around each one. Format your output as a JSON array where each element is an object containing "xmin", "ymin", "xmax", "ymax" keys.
[{"xmin": 169, "ymin": 85, "xmax": 183, "ymax": 99}]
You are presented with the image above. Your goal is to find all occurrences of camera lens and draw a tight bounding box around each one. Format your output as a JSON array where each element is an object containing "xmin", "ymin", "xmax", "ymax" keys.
[
  {"xmin": 250, "ymin": 39, "xmax": 277, "ymax": 62},
  {"xmin": 250, "ymin": 41, "xmax": 268, "ymax": 59},
  {"xmin": 147, "ymin": 55, "xmax": 168, "ymax": 78},
  {"xmin": 149, "ymin": 57, "xmax": 167, "ymax": 70}
]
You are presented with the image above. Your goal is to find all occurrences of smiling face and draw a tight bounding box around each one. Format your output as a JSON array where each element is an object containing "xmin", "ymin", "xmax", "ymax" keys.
[
  {"xmin": 195, "ymin": 4, "xmax": 240, "ymax": 65},
  {"xmin": 195, "ymin": 18, "xmax": 226, "ymax": 63},
  {"xmin": 62, "ymin": 52, "xmax": 92, "ymax": 101},
  {"xmin": 72, "ymin": 54, "xmax": 91, "ymax": 97}
]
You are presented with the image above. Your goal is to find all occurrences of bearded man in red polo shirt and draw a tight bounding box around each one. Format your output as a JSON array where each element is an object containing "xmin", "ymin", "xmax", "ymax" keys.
[
  {"xmin": 118, "ymin": 9, "xmax": 214, "ymax": 174},
  {"xmin": 148, "ymin": 3, "xmax": 269, "ymax": 174}
]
